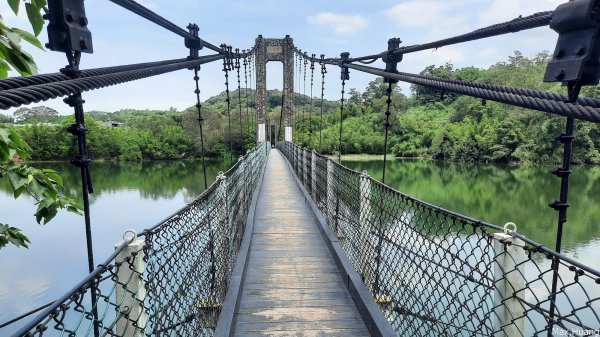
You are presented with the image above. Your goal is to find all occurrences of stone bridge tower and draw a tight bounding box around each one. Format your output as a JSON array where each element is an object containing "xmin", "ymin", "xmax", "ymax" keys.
[{"xmin": 254, "ymin": 35, "xmax": 294, "ymax": 143}]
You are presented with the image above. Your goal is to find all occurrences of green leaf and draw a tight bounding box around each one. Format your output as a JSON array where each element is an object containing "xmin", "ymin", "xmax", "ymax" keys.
[
  {"xmin": 32, "ymin": 0, "xmax": 47, "ymax": 9},
  {"xmin": 0, "ymin": 61, "xmax": 9, "ymax": 78},
  {"xmin": 4, "ymin": 30, "xmax": 22, "ymax": 47},
  {"xmin": 7, "ymin": 0, "xmax": 20, "ymax": 15},
  {"xmin": 13, "ymin": 185, "xmax": 25, "ymax": 198},
  {"xmin": 45, "ymin": 172, "xmax": 63, "ymax": 187},
  {"xmin": 28, "ymin": 178, "xmax": 46, "ymax": 198},
  {"xmin": 0, "ymin": 141, "xmax": 9, "ymax": 162},
  {"xmin": 25, "ymin": 3, "xmax": 44, "ymax": 36},
  {"xmin": 12, "ymin": 28, "xmax": 44, "ymax": 50},
  {"xmin": 7, "ymin": 170, "xmax": 28, "ymax": 191}
]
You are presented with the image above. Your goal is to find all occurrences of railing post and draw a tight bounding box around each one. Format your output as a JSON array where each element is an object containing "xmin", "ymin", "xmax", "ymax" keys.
[
  {"xmin": 359, "ymin": 171, "xmax": 374, "ymax": 292},
  {"xmin": 115, "ymin": 231, "xmax": 147, "ymax": 337},
  {"xmin": 493, "ymin": 226, "xmax": 526, "ymax": 337},
  {"xmin": 216, "ymin": 172, "xmax": 230, "ymax": 295},
  {"xmin": 303, "ymin": 148, "xmax": 308, "ymax": 186},
  {"xmin": 311, "ymin": 150, "xmax": 316, "ymax": 200},
  {"xmin": 326, "ymin": 159, "xmax": 334, "ymax": 228}
]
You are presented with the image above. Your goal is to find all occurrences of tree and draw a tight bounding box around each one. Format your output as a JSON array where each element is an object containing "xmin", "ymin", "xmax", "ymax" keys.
[{"xmin": 13, "ymin": 106, "xmax": 60, "ymax": 123}]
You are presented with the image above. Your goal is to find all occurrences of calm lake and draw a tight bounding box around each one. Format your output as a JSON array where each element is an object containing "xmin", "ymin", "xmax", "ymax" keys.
[{"xmin": 0, "ymin": 157, "xmax": 599, "ymax": 333}]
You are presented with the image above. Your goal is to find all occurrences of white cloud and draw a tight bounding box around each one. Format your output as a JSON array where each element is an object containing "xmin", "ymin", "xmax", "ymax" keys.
[
  {"xmin": 385, "ymin": 0, "xmax": 456, "ymax": 27},
  {"xmin": 478, "ymin": 0, "xmax": 564, "ymax": 26},
  {"xmin": 307, "ymin": 12, "xmax": 368, "ymax": 35}
]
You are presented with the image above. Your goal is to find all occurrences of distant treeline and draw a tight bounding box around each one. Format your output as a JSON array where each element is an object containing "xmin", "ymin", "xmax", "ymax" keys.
[{"xmin": 2, "ymin": 51, "xmax": 600, "ymax": 164}]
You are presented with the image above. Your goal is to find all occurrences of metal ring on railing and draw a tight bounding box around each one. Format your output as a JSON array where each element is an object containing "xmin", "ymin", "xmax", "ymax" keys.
[
  {"xmin": 503, "ymin": 222, "xmax": 517, "ymax": 235},
  {"xmin": 122, "ymin": 229, "xmax": 137, "ymax": 243}
]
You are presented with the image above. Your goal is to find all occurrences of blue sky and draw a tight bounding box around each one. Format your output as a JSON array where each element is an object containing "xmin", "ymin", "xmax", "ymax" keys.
[{"xmin": 2, "ymin": 0, "xmax": 564, "ymax": 115}]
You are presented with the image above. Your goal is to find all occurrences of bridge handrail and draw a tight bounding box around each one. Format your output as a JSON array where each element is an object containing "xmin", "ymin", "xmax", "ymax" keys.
[
  {"xmin": 278, "ymin": 141, "xmax": 600, "ymax": 337},
  {"xmin": 9, "ymin": 142, "xmax": 270, "ymax": 337}
]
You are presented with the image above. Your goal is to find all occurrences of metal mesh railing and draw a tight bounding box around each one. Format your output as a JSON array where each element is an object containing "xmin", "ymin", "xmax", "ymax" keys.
[
  {"xmin": 12, "ymin": 142, "xmax": 270, "ymax": 337},
  {"xmin": 277, "ymin": 141, "xmax": 600, "ymax": 337}
]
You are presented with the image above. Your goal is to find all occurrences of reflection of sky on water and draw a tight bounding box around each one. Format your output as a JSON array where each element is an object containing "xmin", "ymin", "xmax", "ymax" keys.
[{"xmin": 0, "ymin": 189, "xmax": 190, "ymax": 334}]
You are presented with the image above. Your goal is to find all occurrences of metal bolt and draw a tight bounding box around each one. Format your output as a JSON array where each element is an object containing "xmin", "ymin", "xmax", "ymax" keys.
[
  {"xmin": 65, "ymin": 13, "xmax": 73, "ymax": 22},
  {"xmin": 80, "ymin": 16, "xmax": 88, "ymax": 26},
  {"xmin": 554, "ymin": 49, "xmax": 564, "ymax": 58}
]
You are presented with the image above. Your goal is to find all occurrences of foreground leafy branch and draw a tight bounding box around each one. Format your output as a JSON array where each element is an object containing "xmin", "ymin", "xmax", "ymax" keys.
[
  {"xmin": 0, "ymin": 0, "xmax": 46, "ymax": 77},
  {"xmin": 0, "ymin": 126, "xmax": 83, "ymax": 249},
  {"xmin": 0, "ymin": 0, "xmax": 83, "ymax": 250}
]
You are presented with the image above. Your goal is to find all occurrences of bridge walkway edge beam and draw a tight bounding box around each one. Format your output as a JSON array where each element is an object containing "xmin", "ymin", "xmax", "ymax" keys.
[
  {"xmin": 215, "ymin": 150, "xmax": 270, "ymax": 337},
  {"xmin": 278, "ymin": 149, "xmax": 396, "ymax": 337}
]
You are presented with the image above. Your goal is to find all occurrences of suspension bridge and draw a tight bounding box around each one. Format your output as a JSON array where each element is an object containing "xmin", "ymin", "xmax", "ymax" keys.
[{"xmin": 1, "ymin": 0, "xmax": 600, "ymax": 336}]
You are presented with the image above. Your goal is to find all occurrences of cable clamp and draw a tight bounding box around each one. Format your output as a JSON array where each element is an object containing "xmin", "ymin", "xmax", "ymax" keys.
[
  {"xmin": 66, "ymin": 123, "xmax": 87, "ymax": 136},
  {"xmin": 382, "ymin": 38, "xmax": 403, "ymax": 84},
  {"xmin": 339, "ymin": 52, "xmax": 350, "ymax": 81}
]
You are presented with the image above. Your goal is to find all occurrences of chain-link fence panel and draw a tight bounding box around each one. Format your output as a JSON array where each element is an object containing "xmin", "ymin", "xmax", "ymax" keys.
[
  {"xmin": 12, "ymin": 142, "xmax": 270, "ymax": 337},
  {"xmin": 277, "ymin": 141, "xmax": 600, "ymax": 337}
]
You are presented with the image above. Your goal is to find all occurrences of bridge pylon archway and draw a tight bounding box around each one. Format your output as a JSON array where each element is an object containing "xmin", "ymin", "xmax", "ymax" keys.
[{"xmin": 254, "ymin": 35, "xmax": 294, "ymax": 144}]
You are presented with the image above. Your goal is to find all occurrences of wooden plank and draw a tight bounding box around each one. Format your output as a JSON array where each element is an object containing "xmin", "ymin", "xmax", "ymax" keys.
[{"xmin": 232, "ymin": 151, "xmax": 369, "ymax": 337}]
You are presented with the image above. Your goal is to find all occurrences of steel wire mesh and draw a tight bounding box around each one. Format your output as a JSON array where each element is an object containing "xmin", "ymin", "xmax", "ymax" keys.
[
  {"xmin": 277, "ymin": 141, "xmax": 600, "ymax": 337},
  {"xmin": 12, "ymin": 143, "xmax": 270, "ymax": 337}
]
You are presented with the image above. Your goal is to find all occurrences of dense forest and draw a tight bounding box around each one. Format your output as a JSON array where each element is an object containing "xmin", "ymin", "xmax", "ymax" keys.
[{"xmin": 2, "ymin": 51, "xmax": 600, "ymax": 164}]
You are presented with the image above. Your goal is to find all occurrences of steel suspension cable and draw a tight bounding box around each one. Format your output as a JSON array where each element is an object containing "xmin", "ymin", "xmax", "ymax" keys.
[
  {"xmin": 319, "ymin": 55, "xmax": 327, "ymax": 151},
  {"xmin": 309, "ymin": 54, "xmax": 315, "ymax": 146},
  {"xmin": 340, "ymin": 62, "xmax": 600, "ymax": 124},
  {"xmin": 192, "ymin": 68, "xmax": 208, "ymax": 190},
  {"xmin": 235, "ymin": 50, "xmax": 244, "ymax": 152},
  {"xmin": 344, "ymin": 11, "xmax": 554, "ymax": 64},
  {"xmin": 61, "ymin": 50, "xmax": 100, "ymax": 337},
  {"xmin": 108, "ymin": 0, "xmax": 196, "ymax": 40},
  {"xmin": 248, "ymin": 54, "xmax": 254, "ymax": 138},
  {"xmin": 243, "ymin": 54, "xmax": 251, "ymax": 139},
  {"xmin": 381, "ymin": 82, "xmax": 393, "ymax": 184},
  {"xmin": 297, "ymin": 52, "xmax": 303, "ymax": 143},
  {"xmin": 222, "ymin": 52, "xmax": 233, "ymax": 160},
  {"xmin": 0, "ymin": 58, "xmax": 188, "ymax": 90},
  {"xmin": 303, "ymin": 55, "xmax": 308, "ymax": 146},
  {"xmin": 0, "ymin": 55, "xmax": 225, "ymax": 109},
  {"xmin": 338, "ymin": 81, "xmax": 345, "ymax": 163},
  {"xmin": 547, "ymin": 82, "xmax": 581, "ymax": 336}
]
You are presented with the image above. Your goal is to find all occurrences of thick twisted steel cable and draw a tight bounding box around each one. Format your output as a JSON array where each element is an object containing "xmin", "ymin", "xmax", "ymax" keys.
[
  {"xmin": 397, "ymin": 10, "xmax": 554, "ymax": 53},
  {"xmin": 108, "ymin": 0, "xmax": 195, "ymax": 39},
  {"xmin": 0, "ymin": 54, "xmax": 224, "ymax": 109},
  {"xmin": 321, "ymin": 58, "xmax": 600, "ymax": 109},
  {"xmin": 107, "ymin": 0, "xmax": 250, "ymax": 56},
  {"xmin": 0, "ymin": 58, "xmax": 188, "ymax": 90},
  {"xmin": 345, "ymin": 11, "xmax": 554, "ymax": 63},
  {"xmin": 296, "ymin": 11, "xmax": 553, "ymax": 65},
  {"xmin": 344, "ymin": 63, "xmax": 600, "ymax": 124},
  {"xmin": 411, "ymin": 72, "xmax": 600, "ymax": 109}
]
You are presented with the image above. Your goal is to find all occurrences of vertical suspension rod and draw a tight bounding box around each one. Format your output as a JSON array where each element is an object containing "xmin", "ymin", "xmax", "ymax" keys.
[
  {"xmin": 547, "ymin": 83, "xmax": 580, "ymax": 337},
  {"xmin": 319, "ymin": 55, "xmax": 326, "ymax": 152},
  {"xmin": 309, "ymin": 54, "xmax": 315, "ymax": 146},
  {"xmin": 222, "ymin": 45, "xmax": 233, "ymax": 160},
  {"xmin": 193, "ymin": 68, "xmax": 208, "ymax": 190},
  {"xmin": 235, "ymin": 49, "xmax": 244, "ymax": 152}
]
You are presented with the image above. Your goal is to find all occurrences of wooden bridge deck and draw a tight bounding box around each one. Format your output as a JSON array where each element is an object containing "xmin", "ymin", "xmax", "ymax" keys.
[{"xmin": 232, "ymin": 150, "xmax": 370, "ymax": 337}]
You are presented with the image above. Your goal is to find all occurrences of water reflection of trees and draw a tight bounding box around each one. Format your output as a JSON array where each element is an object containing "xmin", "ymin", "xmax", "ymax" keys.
[
  {"xmin": 344, "ymin": 159, "xmax": 600, "ymax": 249},
  {"xmin": 0, "ymin": 159, "xmax": 233, "ymax": 202}
]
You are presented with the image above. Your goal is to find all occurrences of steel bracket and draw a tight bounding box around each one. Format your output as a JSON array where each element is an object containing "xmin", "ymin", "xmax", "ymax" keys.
[
  {"xmin": 340, "ymin": 52, "xmax": 350, "ymax": 81},
  {"xmin": 382, "ymin": 38, "xmax": 403, "ymax": 84},
  {"xmin": 544, "ymin": 0, "xmax": 600, "ymax": 85},
  {"xmin": 45, "ymin": 0, "xmax": 93, "ymax": 53}
]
